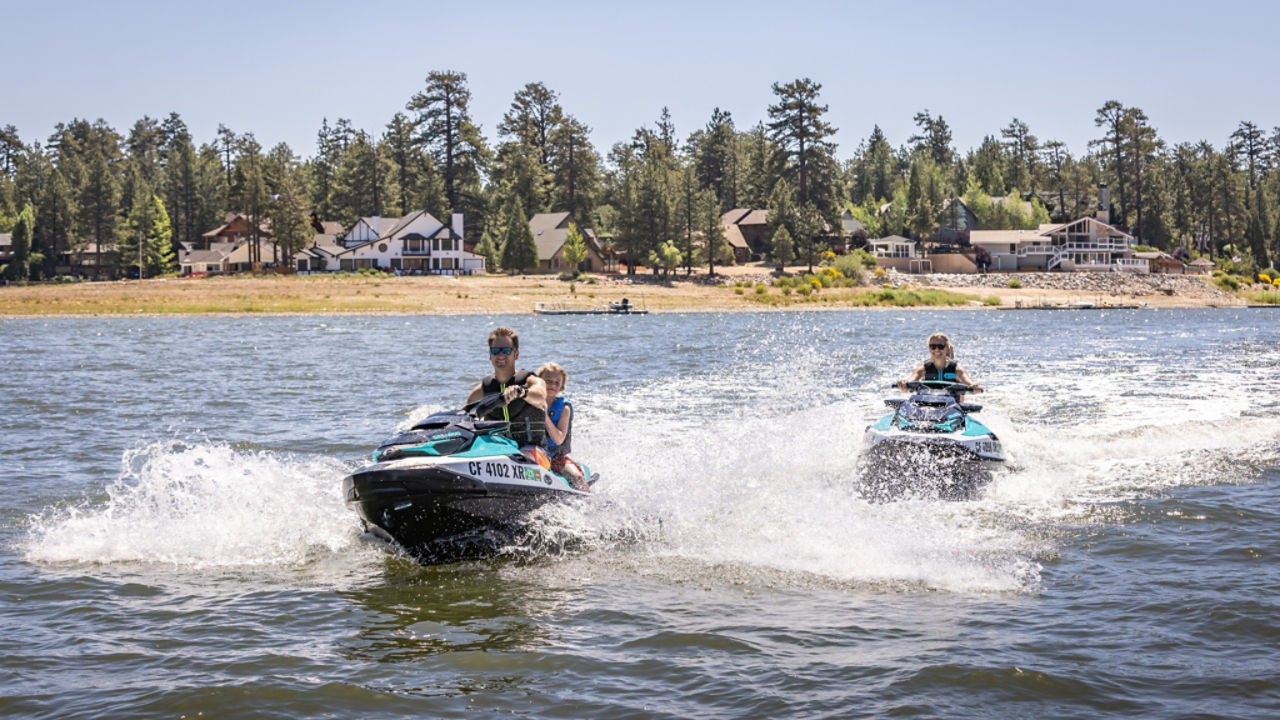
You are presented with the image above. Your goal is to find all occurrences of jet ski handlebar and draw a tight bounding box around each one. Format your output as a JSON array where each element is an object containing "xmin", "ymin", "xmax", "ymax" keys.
[
  {"xmin": 901, "ymin": 380, "xmax": 975, "ymax": 396},
  {"xmin": 465, "ymin": 392, "xmax": 508, "ymax": 418}
]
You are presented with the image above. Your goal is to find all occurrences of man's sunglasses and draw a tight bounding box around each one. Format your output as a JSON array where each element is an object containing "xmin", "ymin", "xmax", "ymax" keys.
[
  {"xmin": 490, "ymin": 346, "xmax": 515, "ymax": 356},
  {"xmin": 929, "ymin": 343, "xmax": 947, "ymax": 350}
]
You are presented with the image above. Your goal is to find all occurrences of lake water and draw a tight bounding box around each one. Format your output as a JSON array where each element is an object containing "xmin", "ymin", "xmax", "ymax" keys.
[{"xmin": 2, "ymin": 309, "xmax": 1278, "ymax": 719}]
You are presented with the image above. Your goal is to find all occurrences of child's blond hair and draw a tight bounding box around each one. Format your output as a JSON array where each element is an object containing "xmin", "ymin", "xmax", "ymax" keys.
[{"xmin": 537, "ymin": 362, "xmax": 567, "ymax": 386}]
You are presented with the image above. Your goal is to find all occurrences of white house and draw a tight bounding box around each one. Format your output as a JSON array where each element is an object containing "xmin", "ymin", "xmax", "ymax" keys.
[
  {"xmin": 970, "ymin": 217, "xmax": 1140, "ymax": 273},
  {"xmin": 294, "ymin": 211, "xmax": 486, "ymax": 275},
  {"xmin": 869, "ymin": 234, "xmax": 914, "ymax": 259}
]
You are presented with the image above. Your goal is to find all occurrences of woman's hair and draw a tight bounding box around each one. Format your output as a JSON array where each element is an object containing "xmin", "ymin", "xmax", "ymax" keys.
[
  {"xmin": 537, "ymin": 362, "xmax": 567, "ymax": 386},
  {"xmin": 928, "ymin": 332, "xmax": 955, "ymax": 359}
]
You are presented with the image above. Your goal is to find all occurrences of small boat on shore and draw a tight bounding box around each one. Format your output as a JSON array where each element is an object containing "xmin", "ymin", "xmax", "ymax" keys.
[{"xmin": 534, "ymin": 297, "xmax": 648, "ymax": 315}]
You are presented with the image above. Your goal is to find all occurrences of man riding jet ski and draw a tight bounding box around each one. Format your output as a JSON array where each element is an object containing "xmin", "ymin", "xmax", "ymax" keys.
[
  {"xmin": 343, "ymin": 392, "xmax": 596, "ymax": 564},
  {"xmin": 860, "ymin": 380, "xmax": 1005, "ymax": 500},
  {"xmin": 344, "ymin": 326, "xmax": 595, "ymax": 564}
]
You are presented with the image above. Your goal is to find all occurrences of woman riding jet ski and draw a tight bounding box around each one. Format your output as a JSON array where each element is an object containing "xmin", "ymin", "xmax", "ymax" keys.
[
  {"xmin": 861, "ymin": 380, "xmax": 1005, "ymax": 501},
  {"xmin": 343, "ymin": 392, "xmax": 596, "ymax": 564}
]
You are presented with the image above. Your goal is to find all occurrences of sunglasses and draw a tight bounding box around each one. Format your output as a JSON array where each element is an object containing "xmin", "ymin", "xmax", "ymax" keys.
[
  {"xmin": 489, "ymin": 346, "xmax": 515, "ymax": 356},
  {"xmin": 929, "ymin": 343, "xmax": 947, "ymax": 350}
]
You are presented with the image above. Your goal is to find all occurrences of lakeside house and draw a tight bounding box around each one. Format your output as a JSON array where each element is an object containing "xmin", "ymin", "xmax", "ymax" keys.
[
  {"xmin": 969, "ymin": 217, "xmax": 1142, "ymax": 272},
  {"xmin": 61, "ymin": 241, "xmax": 120, "ymax": 279},
  {"xmin": 721, "ymin": 209, "xmax": 768, "ymax": 262},
  {"xmin": 0, "ymin": 233, "xmax": 11, "ymax": 269},
  {"xmin": 200, "ymin": 212, "xmax": 271, "ymax": 250},
  {"xmin": 179, "ymin": 242, "xmax": 235, "ymax": 275},
  {"xmin": 293, "ymin": 210, "xmax": 485, "ymax": 275},
  {"xmin": 529, "ymin": 212, "xmax": 615, "ymax": 272},
  {"xmin": 870, "ymin": 185, "xmax": 1182, "ymax": 275}
]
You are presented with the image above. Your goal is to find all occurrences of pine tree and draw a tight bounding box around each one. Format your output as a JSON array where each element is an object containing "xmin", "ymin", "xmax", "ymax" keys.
[
  {"xmin": 500, "ymin": 198, "xmax": 536, "ymax": 273},
  {"xmin": 474, "ymin": 225, "xmax": 500, "ymax": 273},
  {"xmin": 701, "ymin": 189, "xmax": 727, "ymax": 276},
  {"xmin": 4, "ymin": 202, "xmax": 35, "ymax": 281},
  {"xmin": 407, "ymin": 70, "xmax": 489, "ymax": 220},
  {"xmin": 770, "ymin": 225, "xmax": 794, "ymax": 272},
  {"xmin": 768, "ymin": 78, "xmax": 837, "ymax": 208},
  {"xmin": 79, "ymin": 134, "xmax": 120, "ymax": 279},
  {"xmin": 122, "ymin": 194, "xmax": 173, "ymax": 277},
  {"xmin": 548, "ymin": 115, "xmax": 601, "ymax": 219},
  {"xmin": 561, "ymin": 222, "xmax": 588, "ymax": 273}
]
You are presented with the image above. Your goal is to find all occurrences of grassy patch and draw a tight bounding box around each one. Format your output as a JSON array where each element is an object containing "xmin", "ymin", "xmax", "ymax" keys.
[
  {"xmin": 1240, "ymin": 288, "xmax": 1280, "ymax": 304},
  {"xmin": 749, "ymin": 286, "xmax": 984, "ymax": 307}
]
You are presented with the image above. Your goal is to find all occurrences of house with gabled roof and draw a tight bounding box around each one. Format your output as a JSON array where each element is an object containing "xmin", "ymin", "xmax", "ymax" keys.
[
  {"xmin": 529, "ymin": 212, "xmax": 612, "ymax": 272},
  {"xmin": 179, "ymin": 241, "xmax": 236, "ymax": 275},
  {"xmin": 294, "ymin": 210, "xmax": 485, "ymax": 275},
  {"xmin": 199, "ymin": 212, "xmax": 270, "ymax": 250},
  {"xmin": 1188, "ymin": 257, "xmax": 1214, "ymax": 275},
  {"xmin": 716, "ymin": 209, "xmax": 762, "ymax": 264},
  {"xmin": 720, "ymin": 208, "xmax": 770, "ymax": 260},
  {"xmin": 969, "ymin": 217, "xmax": 1141, "ymax": 273}
]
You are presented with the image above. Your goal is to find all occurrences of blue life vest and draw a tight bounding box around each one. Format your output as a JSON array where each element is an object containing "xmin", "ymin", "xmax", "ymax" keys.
[{"xmin": 547, "ymin": 397, "xmax": 573, "ymax": 456}]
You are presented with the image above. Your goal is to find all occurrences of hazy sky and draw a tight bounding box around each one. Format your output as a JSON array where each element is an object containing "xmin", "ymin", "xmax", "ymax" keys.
[{"xmin": 5, "ymin": 0, "xmax": 1277, "ymax": 161}]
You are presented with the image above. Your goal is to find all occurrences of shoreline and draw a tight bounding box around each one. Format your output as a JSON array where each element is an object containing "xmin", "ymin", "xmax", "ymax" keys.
[{"xmin": 0, "ymin": 265, "xmax": 1255, "ymax": 316}]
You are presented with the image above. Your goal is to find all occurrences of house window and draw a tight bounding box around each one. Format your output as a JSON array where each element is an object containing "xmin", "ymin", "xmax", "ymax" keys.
[
  {"xmin": 340, "ymin": 259, "xmax": 354, "ymax": 271},
  {"xmin": 208, "ymin": 264, "xmax": 221, "ymax": 272},
  {"xmin": 442, "ymin": 257, "xmax": 454, "ymax": 270},
  {"xmin": 432, "ymin": 239, "xmax": 439, "ymax": 251},
  {"xmin": 442, "ymin": 238, "xmax": 453, "ymax": 252}
]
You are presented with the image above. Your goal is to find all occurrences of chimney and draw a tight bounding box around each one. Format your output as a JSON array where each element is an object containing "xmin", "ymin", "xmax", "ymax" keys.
[
  {"xmin": 451, "ymin": 212, "xmax": 464, "ymax": 239},
  {"xmin": 1096, "ymin": 184, "xmax": 1110, "ymax": 224}
]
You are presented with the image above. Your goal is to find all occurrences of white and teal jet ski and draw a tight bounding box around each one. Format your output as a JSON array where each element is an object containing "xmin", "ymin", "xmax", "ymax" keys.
[
  {"xmin": 343, "ymin": 393, "xmax": 595, "ymax": 564},
  {"xmin": 861, "ymin": 380, "xmax": 1004, "ymax": 500}
]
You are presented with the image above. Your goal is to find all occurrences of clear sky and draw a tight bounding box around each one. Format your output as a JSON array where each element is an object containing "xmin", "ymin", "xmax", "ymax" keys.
[{"xmin": 5, "ymin": 0, "xmax": 1277, "ymax": 161}]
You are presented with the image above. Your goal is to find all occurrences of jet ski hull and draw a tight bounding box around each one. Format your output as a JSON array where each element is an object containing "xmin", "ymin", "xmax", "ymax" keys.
[
  {"xmin": 861, "ymin": 429, "xmax": 1002, "ymax": 501},
  {"xmin": 344, "ymin": 455, "xmax": 586, "ymax": 564},
  {"xmin": 860, "ymin": 388, "xmax": 1005, "ymax": 501}
]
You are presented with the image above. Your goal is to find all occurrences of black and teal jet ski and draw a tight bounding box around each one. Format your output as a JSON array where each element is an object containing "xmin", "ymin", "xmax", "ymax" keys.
[
  {"xmin": 343, "ymin": 393, "xmax": 595, "ymax": 564},
  {"xmin": 860, "ymin": 381, "xmax": 1004, "ymax": 500}
]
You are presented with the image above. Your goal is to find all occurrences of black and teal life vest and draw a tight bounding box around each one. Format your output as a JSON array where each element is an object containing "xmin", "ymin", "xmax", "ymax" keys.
[
  {"xmin": 480, "ymin": 370, "xmax": 545, "ymax": 446},
  {"xmin": 546, "ymin": 397, "xmax": 572, "ymax": 457},
  {"xmin": 923, "ymin": 359, "xmax": 958, "ymax": 382}
]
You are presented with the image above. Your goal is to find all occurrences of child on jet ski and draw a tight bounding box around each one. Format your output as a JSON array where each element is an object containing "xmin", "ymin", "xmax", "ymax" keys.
[
  {"xmin": 896, "ymin": 332, "xmax": 984, "ymax": 396},
  {"xmin": 538, "ymin": 362, "xmax": 589, "ymax": 491},
  {"xmin": 465, "ymin": 327, "xmax": 548, "ymax": 447}
]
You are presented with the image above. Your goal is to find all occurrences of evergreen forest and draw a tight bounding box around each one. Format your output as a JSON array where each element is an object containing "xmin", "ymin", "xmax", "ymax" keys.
[{"xmin": 2, "ymin": 70, "xmax": 1277, "ymax": 281}]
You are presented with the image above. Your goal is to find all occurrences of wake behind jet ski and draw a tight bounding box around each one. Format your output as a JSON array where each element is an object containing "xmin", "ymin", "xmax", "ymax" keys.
[
  {"xmin": 860, "ymin": 380, "xmax": 1005, "ymax": 500},
  {"xmin": 343, "ymin": 393, "xmax": 596, "ymax": 564}
]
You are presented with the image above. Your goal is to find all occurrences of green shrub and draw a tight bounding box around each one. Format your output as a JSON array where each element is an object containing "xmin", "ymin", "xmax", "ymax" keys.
[
  {"xmin": 1214, "ymin": 274, "xmax": 1240, "ymax": 291},
  {"xmin": 1007, "ymin": 278, "xmax": 1022, "ymax": 289},
  {"xmin": 832, "ymin": 253, "xmax": 870, "ymax": 282}
]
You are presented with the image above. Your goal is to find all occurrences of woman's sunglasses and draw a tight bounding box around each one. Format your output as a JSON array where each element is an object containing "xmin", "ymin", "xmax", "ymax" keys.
[
  {"xmin": 929, "ymin": 343, "xmax": 947, "ymax": 350},
  {"xmin": 490, "ymin": 346, "xmax": 515, "ymax": 356}
]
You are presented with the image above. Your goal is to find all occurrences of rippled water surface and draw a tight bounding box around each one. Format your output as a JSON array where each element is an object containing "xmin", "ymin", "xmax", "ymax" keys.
[{"xmin": 2, "ymin": 309, "xmax": 1278, "ymax": 718}]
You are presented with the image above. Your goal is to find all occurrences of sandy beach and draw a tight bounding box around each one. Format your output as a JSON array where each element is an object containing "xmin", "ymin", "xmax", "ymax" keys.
[{"xmin": 0, "ymin": 264, "xmax": 1250, "ymax": 316}]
